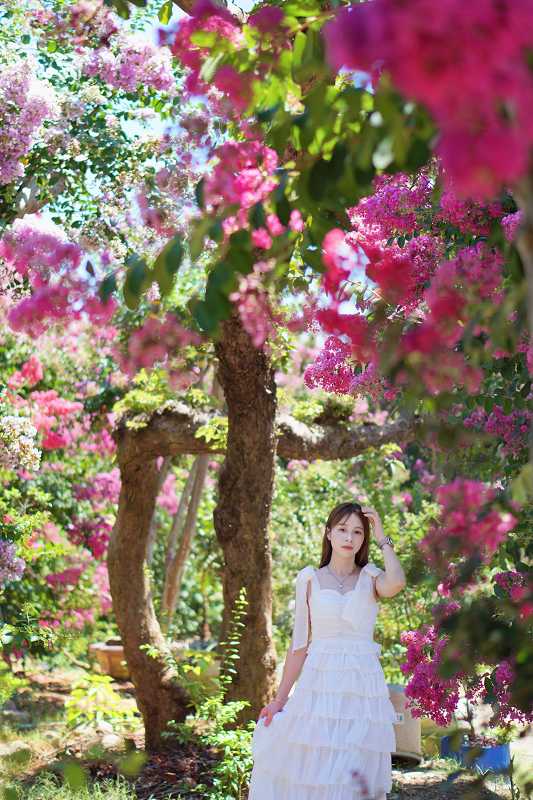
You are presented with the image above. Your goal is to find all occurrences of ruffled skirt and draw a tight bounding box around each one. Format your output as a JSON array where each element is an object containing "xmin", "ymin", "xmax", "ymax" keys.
[{"xmin": 248, "ymin": 637, "xmax": 397, "ymax": 800}]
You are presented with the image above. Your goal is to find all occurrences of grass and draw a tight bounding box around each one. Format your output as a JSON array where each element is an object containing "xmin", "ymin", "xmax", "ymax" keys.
[{"xmin": 4, "ymin": 772, "xmax": 137, "ymax": 799}]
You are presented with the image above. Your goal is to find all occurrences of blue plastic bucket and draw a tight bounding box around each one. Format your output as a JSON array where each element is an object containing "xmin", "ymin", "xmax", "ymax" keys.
[{"xmin": 440, "ymin": 736, "xmax": 510, "ymax": 773}]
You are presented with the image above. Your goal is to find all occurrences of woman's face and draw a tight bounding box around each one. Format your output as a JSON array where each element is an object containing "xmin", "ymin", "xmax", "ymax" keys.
[{"xmin": 328, "ymin": 512, "xmax": 365, "ymax": 555}]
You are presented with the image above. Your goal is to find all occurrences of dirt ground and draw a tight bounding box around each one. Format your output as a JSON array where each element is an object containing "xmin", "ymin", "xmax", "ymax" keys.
[{"xmin": 0, "ymin": 668, "xmax": 523, "ymax": 800}]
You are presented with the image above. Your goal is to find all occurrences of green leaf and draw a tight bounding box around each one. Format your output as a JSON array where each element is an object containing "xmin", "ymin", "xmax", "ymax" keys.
[
  {"xmin": 292, "ymin": 28, "xmax": 325, "ymax": 83},
  {"xmin": 406, "ymin": 137, "xmax": 431, "ymax": 170},
  {"xmin": 229, "ymin": 229, "xmax": 251, "ymax": 250},
  {"xmin": 256, "ymin": 104, "xmax": 281, "ymax": 123},
  {"xmin": 250, "ymin": 202, "xmax": 266, "ymax": 229},
  {"xmin": 158, "ymin": 0, "xmax": 172, "ymax": 23},
  {"xmin": 329, "ymin": 142, "xmax": 347, "ymax": 180},
  {"xmin": 62, "ymin": 760, "xmax": 88, "ymax": 791},
  {"xmin": 153, "ymin": 235, "xmax": 184, "ymax": 296},
  {"xmin": 309, "ymin": 159, "xmax": 331, "ymax": 201},
  {"xmin": 190, "ymin": 30, "xmax": 217, "ymax": 47},
  {"xmin": 199, "ymin": 52, "xmax": 225, "ymax": 84},
  {"xmin": 208, "ymin": 220, "xmax": 224, "ymax": 242},
  {"xmin": 118, "ymin": 751, "xmax": 148, "ymax": 778},
  {"xmin": 511, "ymin": 463, "xmax": 533, "ymax": 504},
  {"xmin": 189, "ymin": 217, "xmax": 212, "ymax": 261},
  {"xmin": 276, "ymin": 195, "xmax": 291, "ymax": 226},
  {"xmin": 99, "ymin": 273, "xmax": 117, "ymax": 303},
  {"xmin": 123, "ymin": 255, "xmax": 149, "ymax": 310},
  {"xmin": 195, "ymin": 178, "xmax": 205, "ymax": 210},
  {"xmin": 103, "ymin": 0, "xmax": 131, "ymax": 19}
]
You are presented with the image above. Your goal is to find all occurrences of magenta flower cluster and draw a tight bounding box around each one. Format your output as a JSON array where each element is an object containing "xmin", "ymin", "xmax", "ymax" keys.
[
  {"xmin": 464, "ymin": 405, "xmax": 532, "ymax": 458},
  {"xmin": 324, "ymin": 0, "xmax": 533, "ymax": 198},
  {"xmin": 205, "ymin": 140, "xmax": 278, "ymax": 213},
  {"xmin": 399, "ymin": 623, "xmax": 463, "ymax": 726},
  {"xmin": 421, "ymin": 478, "xmax": 517, "ymax": 568},
  {"xmin": 67, "ymin": 516, "xmax": 113, "ymax": 560},
  {"xmin": 115, "ymin": 313, "xmax": 203, "ymax": 388},
  {"xmin": 0, "ymin": 214, "xmax": 116, "ymax": 336}
]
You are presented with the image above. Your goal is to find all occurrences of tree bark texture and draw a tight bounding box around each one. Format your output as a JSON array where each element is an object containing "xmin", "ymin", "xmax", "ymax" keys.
[
  {"xmin": 107, "ymin": 458, "xmax": 193, "ymax": 751},
  {"xmin": 211, "ymin": 311, "xmax": 278, "ymax": 724}
]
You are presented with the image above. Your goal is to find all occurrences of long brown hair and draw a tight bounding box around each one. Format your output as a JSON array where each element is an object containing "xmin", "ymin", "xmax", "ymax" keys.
[{"xmin": 318, "ymin": 501, "xmax": 371, "ymax": 569}]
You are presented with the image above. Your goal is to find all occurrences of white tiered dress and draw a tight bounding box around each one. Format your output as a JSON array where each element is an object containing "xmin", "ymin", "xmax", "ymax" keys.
[{"xmin": 248, "ymin": 563, "xmax": 397, "ymax": 800}]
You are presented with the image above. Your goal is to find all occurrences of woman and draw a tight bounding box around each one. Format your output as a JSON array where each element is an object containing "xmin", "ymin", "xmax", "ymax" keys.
[{"xmin": 248, "ymin": 501, "xmax": 407, "ymax": 800}]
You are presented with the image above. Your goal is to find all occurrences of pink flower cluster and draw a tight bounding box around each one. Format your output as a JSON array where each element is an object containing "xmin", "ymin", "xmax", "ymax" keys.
[
  {"xmin": 303, "ymin": 335, "xmax": 356, "ymax": 395},
  {"xmin": 420, "ymin": 478, "xmax": 517, "ymax": 570},
  {"xmin": 400, "ymin": 623, "xmax": 463, "ymax": 726},
  {"xmin": 205, "ymin": 140, "xmax": 279, "ymax": 214},
  {"xmin": 29, "ymin": 0, "xmax": 120, "ymax": 50},
  {"xmin": 7, "ymin": 356, "xmax": 44, "ymax": 390},
  {"xmin": 93, "ymin": 562, "xmax": 113, "ymax": 614},
  {"xmin": 501, "ymin": 210, "xmax": 524, "ymax": 242},
  {"xmin": 321, "ymin": 228, "xmax": 363, "ymax": 298},
  {"xmin": 494, "ymin": 570, "xmax": 533, "ymax": 621},
  {"xmin": 167, "ymin": 0, "xmax": 243, "ymax": 96},
  {"xmin": 401, "ymin": 622, "xmax": 532, "ymax": 728},
  {"xmin": 324, "ymin": 0, "xmax": 533, "ymax": 197},
  {"xmin": 45, "ymin": 565, "xmax": 84, "ymax": 589},
  {"xmin": 349, "ymin": 172, "xmax": 432, "ymax": 237},
  {"xmin": 157, "ymin": 472, "xmax": 178, "ymax": 516},
  {"xmin": 74, "ymin": 467, "xmax": 121, "ymax": 508},
  {"xmin": 116, "ymin": 313, "xmax": 203, "ymax": 380},
  {"xmin": 350, "ymin": 360, "xmax": 398, "ymax": 402},
  {"xmin": 0, "ymin": 59, "xmax": 59, "ymax": 185},
  {"xmin": 83, "ymin": 32, "xmax": 175, "ymax": 93},
  {"xmin": 229, "ymin": 259, "xmax": 281, "ymax": 348},
  {"xmin": 28, "ymin": 389, "xmax": 84, "ymax": 451},
  {"xmin": 395, "ymin": 244, "xmax": 503, "ymax": 395},
  {"xmin": 1, "ymin": 214, "xmax": 116, "ymax": 336},
  {"xmin": 0, "ymin": 214, "xmax": 81, "ymax": 277},
  {"xmin": 464, "ymin": 405, "xmax": 532, "ymax": 457},
  {"xmin": 67, "ymin": 516, "xmax": 113, "ymax": 560},
  {"xmin": 39, "ymin": 607, "xmax": 96, "ymax": 631},
  {"xmin": 436, "ymin": 190, "xmax": 503, "ymax": 236}
]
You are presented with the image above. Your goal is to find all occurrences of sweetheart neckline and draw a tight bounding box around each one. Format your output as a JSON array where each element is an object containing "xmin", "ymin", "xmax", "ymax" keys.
[
  {"xmin": 311, "ymin": 567, "xmax": 362, "ymax": 598},
  {"xmin": 315, "ymin": 587, "xmax": 357, "ymax": 598}
]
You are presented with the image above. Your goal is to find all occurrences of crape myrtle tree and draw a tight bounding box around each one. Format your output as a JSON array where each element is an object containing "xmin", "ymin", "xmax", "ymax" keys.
[
  {"xmin": 0, "ymin": 0, "xmax": 418, "ymax": 747},
  {"xmin": 0, "ymin": 0, "xmax": 532, "ymax": 753}
]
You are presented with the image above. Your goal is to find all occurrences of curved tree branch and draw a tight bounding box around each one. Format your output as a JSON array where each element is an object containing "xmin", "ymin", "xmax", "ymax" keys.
[{"xmin": 114, "ymin": 403, "xmax": 420, "ymax": 467}]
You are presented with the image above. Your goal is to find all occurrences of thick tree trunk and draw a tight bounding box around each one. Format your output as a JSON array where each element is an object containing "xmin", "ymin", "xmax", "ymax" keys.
[
  {"xmin": 146, "ymin": 456, "xmax": 172, "ymax": 565},
  {"xmin": 212, "ymin": 311, "xmax": 278, "ymax": 724},
  {"xmin": 107, "ymin": 458, "xmax": 192, "ymax": 751}
]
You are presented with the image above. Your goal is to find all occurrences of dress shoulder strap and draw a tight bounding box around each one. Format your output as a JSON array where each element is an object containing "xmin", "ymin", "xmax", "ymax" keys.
[
  {"xmin": 291, "ymin": 566, "xmax": 314, "ymax": 653},
  {"xmin": 362, "ymin": 562, "xmax": 383, "ymax": 578}
]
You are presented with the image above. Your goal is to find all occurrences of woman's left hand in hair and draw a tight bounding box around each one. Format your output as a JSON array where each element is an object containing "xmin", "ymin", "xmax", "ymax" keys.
[{"xmin": 360, "ymin": 506, "xmax": 384, "ymax": 538}]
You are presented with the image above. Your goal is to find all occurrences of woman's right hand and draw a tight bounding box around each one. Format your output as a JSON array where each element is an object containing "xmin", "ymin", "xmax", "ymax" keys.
[{"xmin": 257, "ymin": 698, "xmax": 285, "ymax": 726}]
